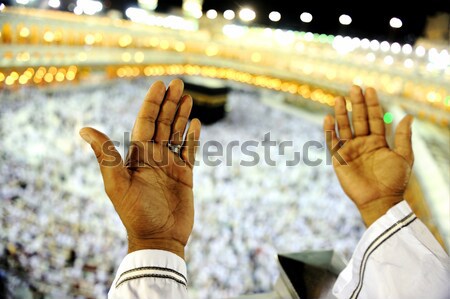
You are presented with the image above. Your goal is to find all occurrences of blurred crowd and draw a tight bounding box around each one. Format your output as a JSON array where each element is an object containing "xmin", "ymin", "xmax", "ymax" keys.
[{"xmin": 0, "ymin": 78, "xmax": 365, "ymax": 299}]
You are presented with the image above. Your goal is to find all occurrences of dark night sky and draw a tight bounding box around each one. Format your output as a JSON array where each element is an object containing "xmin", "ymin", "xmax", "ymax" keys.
[
  {"xmin": 109, "ymin": 0, "xmax": 450, "ymax": 43},
  {"xmin": 5, "ymin": 0, "xmax": 448, "ymax": 43}
]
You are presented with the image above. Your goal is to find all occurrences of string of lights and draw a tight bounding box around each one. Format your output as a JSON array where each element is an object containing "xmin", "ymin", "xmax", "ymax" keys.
[{"xmin": 0, "ymin": 4, "xmax": 449, "ymax": 127}]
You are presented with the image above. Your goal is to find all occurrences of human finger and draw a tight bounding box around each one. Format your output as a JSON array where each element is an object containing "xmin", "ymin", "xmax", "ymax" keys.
[
  {"xmin": 365, "ymin": 88, "xmax": 385, "ymax": 136},
  {"xmin": 323, "ymin": 114, "xmax": 340, "ymax": 152},
  {"xmin": 154, "ymin": 79, "xmax": 184, "ymax": 145},
  {"xmin": 131, "ymin": 81, "xmax": 166, "ymax": 142},
  {"xmin": 170, "ymin": 94, "xmax": 193, "ymax": 146},
  {"xmin": 79, "ymin": 127, "xmax": 130, "ymax": 200},
  {"xmin": 334, "ymin": 96, "xmax": 353, "ymax": 140},
  {"xmin": 394, "ymin": 115, "xmax": 414, "ymax": 166},
  {"xmin": 350, "ymin": 85, "xmax": 369, "ymax": 137}
]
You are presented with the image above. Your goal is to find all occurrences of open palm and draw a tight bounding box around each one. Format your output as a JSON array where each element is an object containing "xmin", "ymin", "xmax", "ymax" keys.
[
  {"xmin": 80, "ymin": 79, "xmax": 201, "ymax": 258},
  {"xmin": 324, "ymin": 86, "xmax": 414, "ymax": 226}
]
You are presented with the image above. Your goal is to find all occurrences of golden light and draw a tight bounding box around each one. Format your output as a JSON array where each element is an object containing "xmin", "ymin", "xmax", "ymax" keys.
[
  {"xmin": 35, "ymin": 70, "xmax": 45, "ymax": 79},
  {"xmin": 16, "ymin": 52, "xmax": 30, "ymax": 62},
  {"xmin": 160, "ymin": 40, "xmax": 170, "ymax": 50},
  {"xmin": 217, "ymin": 68, "xmax": 227, "ymax": 79},
  {"xmin": 132, "ymin": 67, "xmax": 140, "ymax": 76},
  {"xmin": 55, "ymin": 72, "xmax": 65, "ymax": 82},
  {"xmin": 0, "ymin": 72, "xmax": 4, "ymax": 82},
  {"xmin": 5, "ymin": 76, "xmax": 15, "ymax": 85},
  {"xmin": 44, "ymin": 73, "xmax": 54, "ymax": 83},
  {"xmin": 281, "ymin": 82, "xmax": 290, "ymax": 92},
  {"xmin": 186, "ymin": 65, "xmax": 201, "ymax": 75},
  {"xmin": 175, "ymin": 42, "xmax": 186, "ymax": 52},
  {"xmin": 288, "ymin": 84, "xmax": 298, "ymax": 94},
  {"xmin": 312, "ymin": 89, "xmax": 324, "ymax": 101},
  {"xmin": 66, "ymin": 67, "xmax": 77, "ymax": 79},
  {"xmin": 33, "ymin": 76, "xmax": 42, "ymax": 84},
  {"xmin": 150, "ymin": 37, "xmax": 159, "ymax": 47},
  {"xmin": 94, "ymin": 33, "xmax": 103, "ymax": 43},
  {"xmin": 325, "ymin": 95, "xmax": 335, "ymax": 106},
  {"xmin": 205, "ymin": 45, "xmax": 219, "ymax": 57},
  {"xmin": 299, "ymin": 85, "xmax": 310, "ymax": 98},
  {"xmin": 24, "ymin": 70, "xmax": 34, "ymax": 79},
  {"xmin": 66, "ymin": 71, "xmax": 76, "ymax": 81},
  {"xmin": 119, "ymin": 35, "xmax": 133, "ymax": 47},
  {"xmin": 48, "ymin": 66, "xmax": 57, "ymax": 75},
  {"xmin": 427, "ymin": 91, "xmax": 441, "ymax": 103},
  {"xmin": 117, "ymin": 68, "xmax": 126, "ymax": 77},
  {"xmin": 43, "ymin": 31, "xmax": 55, "ymax": 42},
  {"xmin": 19, "ymin": 75, "xmax": 28, "ymax": 85},
  {"xmin": 121, "ymin": 52, "xmax": 131, "ymax": 62},
  {"xmin": 68, "ymin": 65, "xmax": 77, "ymax": 72},
  {"xmin": 134, "ymin": 51, "xmax": 145, "ymax": 63},
  {"xmin": 144, "ymin": 66, "xmax": 152, "ymax": 76},
  {"xmin": 167, "ymin": 65, "xmax": 180, "ymax": 75},
  {"xmin": 84, "ymin": 34, "xmax": 96, "ymax": 45},
  {"xmin": 251, "ymin": 52, "xmax": 262, "ymax": 63},
  {"xmin": 125, "ymin": 67, "xmax": 133, "ymax": 77},
  {"xmin": 19, "ymin": 27, "xmax": 30, "ymax": 38},
  {"xmin": 10, "ymin": 71, "xmax": 19, "ymax": 80},
  {"xmin": 270, "ymin": 79, "xmax": 281, "ymax": 90},
  {"xmin": 54, "ymin": 31, "xmax": 63, "ymax": 42}
]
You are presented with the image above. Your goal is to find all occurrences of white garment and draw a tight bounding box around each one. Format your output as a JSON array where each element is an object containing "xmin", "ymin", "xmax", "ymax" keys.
[
  {"xmin": 333, "ymin": 201, "xmax": 449, "ymax": 299},
  {"xmin": 108, "ymin": 249, "xmax": 188, "ymax": 299},
  {"xmin": 108, "ymin": 201, "xmax": 450, "ymax": 299}
]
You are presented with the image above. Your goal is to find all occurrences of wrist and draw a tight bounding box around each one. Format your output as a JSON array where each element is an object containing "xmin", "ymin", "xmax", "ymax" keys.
[
  {"xmin": 357, "ymin": 196, "xmax": 404, "ymax": 227},
  {"xmin": 127, "ymin": 237, "xmax": 185, "ymax": 260}
]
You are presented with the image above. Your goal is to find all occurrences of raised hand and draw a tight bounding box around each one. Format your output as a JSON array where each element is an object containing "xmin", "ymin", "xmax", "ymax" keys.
[
  {"xmin": 79, "ymin": 79, "xmax": 201, "ymax": 259},
  {"xmin": 323, "ymin": 86, "xmax": 414, "ymax": 226}
]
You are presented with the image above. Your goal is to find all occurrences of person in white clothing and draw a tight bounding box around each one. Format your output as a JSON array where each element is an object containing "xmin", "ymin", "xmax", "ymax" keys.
[{"xmin": 79, "ymin": 79, "xmax": 449, "ymax": 299}]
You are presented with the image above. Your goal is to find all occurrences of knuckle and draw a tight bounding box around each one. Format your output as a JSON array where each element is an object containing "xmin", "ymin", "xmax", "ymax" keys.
[{"xmin": 157, "ymin": 117, "xmax": 172, "ymax": 126}]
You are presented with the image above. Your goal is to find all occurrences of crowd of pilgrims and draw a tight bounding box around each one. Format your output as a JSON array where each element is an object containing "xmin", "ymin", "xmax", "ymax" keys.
[{"xmin": 0, "ymin": 78, "xmax": 365, "ymax": 299}]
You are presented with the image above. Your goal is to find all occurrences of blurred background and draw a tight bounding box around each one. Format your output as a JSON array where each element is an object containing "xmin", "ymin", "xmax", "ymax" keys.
[{"xmin": 0, "ymin": 0, "xmax": 449, "ymax": 298}]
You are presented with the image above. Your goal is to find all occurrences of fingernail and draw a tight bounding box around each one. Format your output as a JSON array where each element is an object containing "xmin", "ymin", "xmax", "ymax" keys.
[
  {"xmin": 350, "ymin": 85, "xmax": 361, "ymax": 94},
  {"xmin": 80, "ymin": 133, "xmax": 92, "ymax": 144}
]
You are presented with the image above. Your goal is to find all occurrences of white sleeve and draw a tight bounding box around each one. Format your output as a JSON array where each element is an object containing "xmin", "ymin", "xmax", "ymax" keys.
[
  {"xmin": 108, "ymin": 249, "xmax": 189, "ymax": 299},
  {"xmin": 333, "ymin": 201, "xmax": 450, "ymax": 299}
]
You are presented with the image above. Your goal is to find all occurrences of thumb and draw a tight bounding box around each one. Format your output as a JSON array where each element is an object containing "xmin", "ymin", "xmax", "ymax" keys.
[
  {"xmin": 393, "ymin": 115, "xmax": 414, "ymax": 166},
  {"xmin": 79, "ymin": 127, "xmax": 129, "ymax": 197}
]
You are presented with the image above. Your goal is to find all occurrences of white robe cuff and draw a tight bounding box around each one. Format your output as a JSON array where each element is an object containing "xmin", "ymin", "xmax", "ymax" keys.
[
  {"xmin": 333, "ymin": 200, "xmax": 449, "ymax": 299},
  {"xmin": 108, "ymin": 249, "xmax": 188, "ymax": 299}
]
